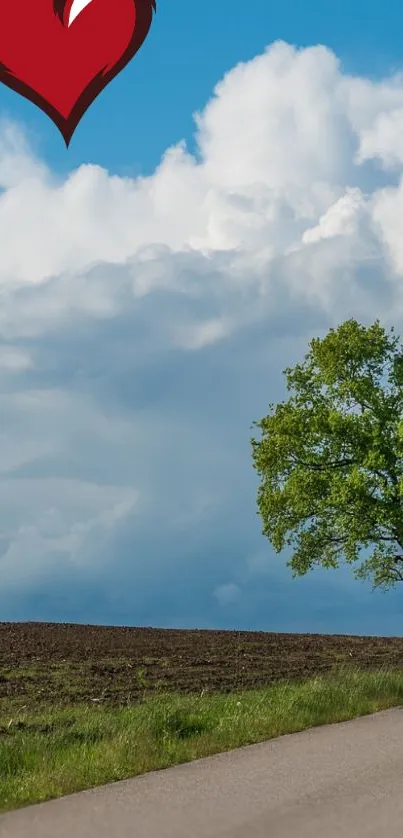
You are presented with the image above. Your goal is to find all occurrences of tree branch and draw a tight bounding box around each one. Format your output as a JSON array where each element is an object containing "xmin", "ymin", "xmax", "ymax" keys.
[
  {"xmin": 374, "ymin": 564, "xmax": 403, "ymax": 587},
  {"xmin": 290, "ymin": 454, "xmax": 356, "ymax": 471}
]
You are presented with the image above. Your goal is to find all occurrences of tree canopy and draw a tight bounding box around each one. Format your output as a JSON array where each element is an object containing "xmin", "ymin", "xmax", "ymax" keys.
[{"xmin": 251, "ymin": 318, "xmax": 403, "ymax": 592}]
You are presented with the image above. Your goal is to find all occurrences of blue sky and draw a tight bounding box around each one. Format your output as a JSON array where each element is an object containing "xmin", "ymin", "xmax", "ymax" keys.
[{"xmin": 1, "ymin": 0, "xmax": 403, "ymax": 635}]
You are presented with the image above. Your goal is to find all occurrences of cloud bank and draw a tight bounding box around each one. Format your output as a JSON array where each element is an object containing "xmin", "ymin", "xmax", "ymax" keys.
[{"xmin": 2, "ymin": 41, "xmax": 403, "ymax": 633}]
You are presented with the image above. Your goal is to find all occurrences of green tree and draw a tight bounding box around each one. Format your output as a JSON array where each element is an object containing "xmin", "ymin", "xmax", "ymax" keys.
[{"xmin": 251, "ymin": 318, "xmax": 403, "ymax": 592}]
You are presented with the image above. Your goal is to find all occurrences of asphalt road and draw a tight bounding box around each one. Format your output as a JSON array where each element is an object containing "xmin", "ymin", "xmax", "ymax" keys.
[{"xmin": 1, "ymin": 707, "xmax": 403, "ymax": 838}]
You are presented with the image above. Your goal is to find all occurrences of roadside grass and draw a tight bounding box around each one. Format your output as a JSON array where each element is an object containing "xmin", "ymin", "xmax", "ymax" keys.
[{"xmin": 1, "ymin": 664, "xmax": 403, "ymax": 813}]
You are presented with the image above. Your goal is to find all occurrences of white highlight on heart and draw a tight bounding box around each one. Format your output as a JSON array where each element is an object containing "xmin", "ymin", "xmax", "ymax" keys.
[{"xmin": 68, "ymin": 0, "xmax": 94, "ymax": 27}]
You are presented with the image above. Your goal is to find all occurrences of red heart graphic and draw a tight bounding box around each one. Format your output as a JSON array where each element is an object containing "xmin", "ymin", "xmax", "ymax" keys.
[{"xmin": 0, "ymin": 0, "xmax": 156, "ymax": 146}]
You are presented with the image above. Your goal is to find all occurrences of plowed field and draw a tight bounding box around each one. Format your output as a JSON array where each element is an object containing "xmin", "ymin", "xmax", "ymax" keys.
[{"xmin": 1, "ymin": 622, "xmax": 403, "ymax": 711}]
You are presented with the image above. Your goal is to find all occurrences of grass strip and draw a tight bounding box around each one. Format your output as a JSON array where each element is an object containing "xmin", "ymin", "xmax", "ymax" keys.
[{"xmin": 1, "ymin": 664, "xmax": 403, "ymax": 813}]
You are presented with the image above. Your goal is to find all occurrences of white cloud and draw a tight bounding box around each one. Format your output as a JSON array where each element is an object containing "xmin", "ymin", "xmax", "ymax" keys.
[
  {"xmin": 302, "ymin": 188, "xmax": 367, "ymax": 243},
  {"xmin": 0, "ymin": 345, "xmax": 32, "ymax": 371},
  {"xmin": 370, "ymin": 179, "xmax": 403, "ymax": 276},
  {"xmin": 213, "ymin": 583, "xmax": 241, "ymax": 606},
  {"xmin": 1, "ymin": 40, "xmax": 403, "ymax": 628}
]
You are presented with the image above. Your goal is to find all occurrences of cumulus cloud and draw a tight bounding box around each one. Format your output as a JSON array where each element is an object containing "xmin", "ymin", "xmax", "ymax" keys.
[{"xmin": 2, "ymin": 40, "xmax": 403, "ymax": 631}]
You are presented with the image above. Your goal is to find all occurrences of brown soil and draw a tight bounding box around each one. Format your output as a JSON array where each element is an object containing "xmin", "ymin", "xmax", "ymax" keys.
[{"xmin": 1, "ymin": 622, "xmax": 403, "ymax": 711}]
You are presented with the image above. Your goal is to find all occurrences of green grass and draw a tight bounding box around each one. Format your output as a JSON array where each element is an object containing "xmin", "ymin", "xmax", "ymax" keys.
[{"xmin": 1, "ymin": 664, "xmax": 403, "ymax": 813}]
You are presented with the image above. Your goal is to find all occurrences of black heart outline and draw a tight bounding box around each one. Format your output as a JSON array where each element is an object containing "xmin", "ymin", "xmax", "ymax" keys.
[{"xmin": 0, "ymin": 0, "xmax": 156, "ymax": 146}]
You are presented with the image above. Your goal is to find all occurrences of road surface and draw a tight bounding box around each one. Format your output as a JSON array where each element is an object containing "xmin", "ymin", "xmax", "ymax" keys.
[{"xmin": 1, "ymin": 707, "xmax": 403, "ymax": 837}]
